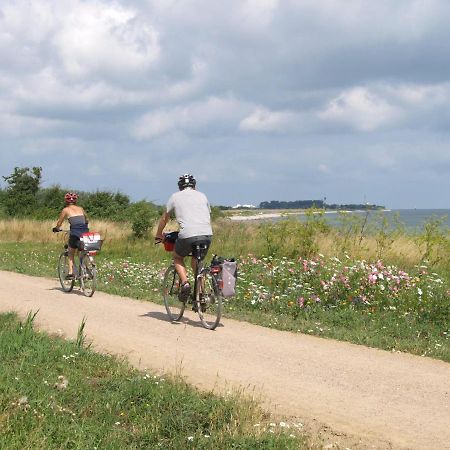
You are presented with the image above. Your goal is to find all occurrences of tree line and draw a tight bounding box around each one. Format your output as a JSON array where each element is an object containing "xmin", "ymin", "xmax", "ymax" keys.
[
  {"xmin": 259, "ymin": 200, "xmax": 384, "ymax": 210},
  {"xmin": 0, "ymin": 166, "xmax": 225, "ymax": 238},
  {"xmin": 0, "ymin": 167, "xmax": 162, "ymax": 238}
]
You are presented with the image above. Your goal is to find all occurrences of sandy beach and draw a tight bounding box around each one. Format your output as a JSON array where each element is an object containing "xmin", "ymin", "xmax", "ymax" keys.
[{"xmin": 227, "ymin": 209, "xmax": 392, "ymax": 221}]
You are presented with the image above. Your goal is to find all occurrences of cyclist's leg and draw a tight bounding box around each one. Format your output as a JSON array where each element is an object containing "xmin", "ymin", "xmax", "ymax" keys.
[
  {"xmin": 173, "ymin": 237, "xmax": 195, "ymax": 285},
  {"xmin": 173, "ymin": 253, "xmax": 188, "ymax": 285},
  {"xmin": 67, "ymin": 246, "xmax": 76, "ymax": 276},
  {"xmin": 67, "ymin": 235, "xmax": 80, "ymax": 277}
]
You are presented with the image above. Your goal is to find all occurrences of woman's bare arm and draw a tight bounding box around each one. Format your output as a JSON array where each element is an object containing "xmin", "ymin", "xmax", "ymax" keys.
[{"xmin": 55, "ymin": 208, "xmax": 67, "ymax": 228}]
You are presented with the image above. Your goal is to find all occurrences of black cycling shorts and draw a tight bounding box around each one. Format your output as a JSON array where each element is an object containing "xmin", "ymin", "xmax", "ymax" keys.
[{"xmin": 175, "ymin": 235, "xmax": 212, "ymax": 257}]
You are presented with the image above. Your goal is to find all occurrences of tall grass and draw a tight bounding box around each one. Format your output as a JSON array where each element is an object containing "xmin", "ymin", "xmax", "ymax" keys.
[
  {"xmin": 0, "ymin": 216, "xmax": 448, "ymax": 270},
  {"xmin": 0, "ymin": 218, "xmax": 129, "ymax": 243},
  {"xmin": 0, "ymin": 312, "xmax": 308, "ymax": 449}
]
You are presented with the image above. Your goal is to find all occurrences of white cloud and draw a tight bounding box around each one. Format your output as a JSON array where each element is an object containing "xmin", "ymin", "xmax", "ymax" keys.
[
  {"xmin": 319, "ymin": 87, "xmax": 402, "ymax": 131},
  {"xmin": 0, "ymin": 112, "xmax": 66, "ymax": 137},
  {"xmin": 388, "ymin": 83, "xmax": 449, "ymax": 107},
  {"xmin": 53, "ymin": 1, "xmax": 160, "ymax": 78},
  {"xmin": 131, "ymin": 96, "xmax": 250, "ymax": 140},
  {"xmin": 236, "ymin": 0, "xmax": 279, "ymax": 29},
  {"xmin": 239, "ymin": 107, "xmax": 297, "ymax": 132}
]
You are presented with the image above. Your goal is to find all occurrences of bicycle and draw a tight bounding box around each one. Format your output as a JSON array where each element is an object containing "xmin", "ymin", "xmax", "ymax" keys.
[
  {"xmin": 158, "ymin": 233, "xmax": 222, "ymax": 330},
  {"xmin": 56, "ymin": 230, "xmax": 101, "ymax": 297}
]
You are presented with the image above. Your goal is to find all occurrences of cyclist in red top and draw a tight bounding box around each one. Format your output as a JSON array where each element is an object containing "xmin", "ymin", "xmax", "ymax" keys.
[{"xmin": 52, "ymin": 192, "xmax": 89, "ymax": 279}]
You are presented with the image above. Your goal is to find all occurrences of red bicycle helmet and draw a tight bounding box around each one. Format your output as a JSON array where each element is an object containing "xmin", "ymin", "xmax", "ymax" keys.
[{"xmin": 64, "ymin": 192, "xmax": 78, "ymax": 204}]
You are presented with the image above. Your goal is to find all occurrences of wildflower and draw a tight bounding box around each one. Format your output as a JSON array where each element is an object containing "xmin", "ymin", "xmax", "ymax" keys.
[
  {"xmin": 187, "ymin": 436, "xmax": 194, "ymax": 441},
  {"xmin": 18, "ymin": 396, "xmax": 29, "ymax": 408},
  {"xmin": 368, "ymin": 273, "xmax": 377, "ymax": 284},
  {"xmin": 54, "ymin": 375, "xmax": 68, "ymax": 390}
]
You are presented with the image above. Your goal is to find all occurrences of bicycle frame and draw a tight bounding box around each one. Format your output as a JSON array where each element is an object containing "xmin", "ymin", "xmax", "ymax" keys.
[
  {"xmin": 161, "ymin": 237, "xmax": 222, "ymax": 330},
  {"xmin": 56, "ymin": 230, "xmax": 97, "ymax": 297}
]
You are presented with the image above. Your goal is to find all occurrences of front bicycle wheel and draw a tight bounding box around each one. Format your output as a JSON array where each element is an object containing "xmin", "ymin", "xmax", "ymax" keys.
[
  {"xmin": 80, "ymin": 255, "xmax": 96, "ymax": 297},
  {"xmin": 163, "ymin": 265, "xmax": 185, "ymax": 322},
  {"xmin": 58, "ymin": 252, "xmax": 74, "ymax": 293},
  {"xmin": 196, "ymin": 271, "xmax": 222, "ymax": 330}
]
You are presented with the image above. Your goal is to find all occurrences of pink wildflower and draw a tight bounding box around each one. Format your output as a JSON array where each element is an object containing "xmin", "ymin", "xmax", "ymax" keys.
[{"xmin": 368, "ymin": 273, "xmax": 377, "ymax": 284}]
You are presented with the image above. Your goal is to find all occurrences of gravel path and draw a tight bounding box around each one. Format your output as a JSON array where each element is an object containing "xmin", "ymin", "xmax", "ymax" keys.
[{"xmin": 1, "ymin": 270, "xmax": 449, "ymax": 449}]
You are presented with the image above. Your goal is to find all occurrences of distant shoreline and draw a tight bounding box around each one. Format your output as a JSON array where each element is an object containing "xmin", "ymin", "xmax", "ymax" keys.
[{"xmin": 227, "ymin": 209, "xmax": 392, "ymax": 222}]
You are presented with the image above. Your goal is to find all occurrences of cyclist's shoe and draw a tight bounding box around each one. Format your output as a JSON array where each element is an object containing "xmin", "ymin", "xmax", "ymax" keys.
[
  {"xmin": 178, "ymin": 282, "xmax": 191, "ymax": 302},
  {"xmin": 65, "ymin": 273, "xmax": 74, "ymax": 280}
]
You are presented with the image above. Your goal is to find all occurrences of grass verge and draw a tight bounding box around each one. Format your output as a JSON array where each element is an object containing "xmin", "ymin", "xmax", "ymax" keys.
[
  {"xmin": 0, "ymin": 312, "xmax": 308, "ymax": 449},
  {"xmin": 0, "ymin": 241, "xmax": 448, "ymax": 363}
]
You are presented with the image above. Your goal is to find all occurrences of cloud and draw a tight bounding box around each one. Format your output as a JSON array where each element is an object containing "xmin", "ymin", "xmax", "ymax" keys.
[
  {"xmin": 1, "ymin": 0, "xmax": 450, "ymax": 208},
  {"xmin": 239, "ymin": 107, "xmax": 297, "ymax": 132},
  {"xmin": 319, "ymin": 87, "xmax": 402, "ymax": 131},
  {"xmin": 131, "ymin": 96, "xmax": 251, "ymax": 139},
  {"xmin": 52, "ymin": 1, "xmax": 160, "ymax": 79}
]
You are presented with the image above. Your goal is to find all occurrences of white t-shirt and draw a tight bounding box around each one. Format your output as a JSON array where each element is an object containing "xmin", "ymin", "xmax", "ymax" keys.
[{"xmin": 166, "ymin": 188, "xmax": 213, "ymax": 239}]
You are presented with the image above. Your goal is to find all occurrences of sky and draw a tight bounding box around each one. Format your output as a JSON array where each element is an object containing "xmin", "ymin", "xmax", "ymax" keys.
[{"xmin": 1, "ymin": 0, "xmax": 449, "ymax": 208}]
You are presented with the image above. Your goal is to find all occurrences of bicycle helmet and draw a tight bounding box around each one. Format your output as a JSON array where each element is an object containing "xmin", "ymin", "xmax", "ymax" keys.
[
  {"xmin": 177, "ymin": 173, "xmax": 196, "ymax": 190},
  {"xmin": 64, "ymin": 192, "xmax": 78, "ymax": 204}
]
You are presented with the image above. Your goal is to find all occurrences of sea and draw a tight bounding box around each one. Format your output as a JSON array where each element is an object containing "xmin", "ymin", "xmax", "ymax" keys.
[{"xmin": 280, "ymin": 209, "xmax": 450, "ymax": 231}]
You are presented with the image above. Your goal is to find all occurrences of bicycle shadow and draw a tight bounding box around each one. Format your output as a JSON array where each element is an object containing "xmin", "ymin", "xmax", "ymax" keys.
[
  {"xmin": 141, "ymin": 311, "xmax": 223, "ymax": 329},
  {"xmin": 47, "ymin": 287, "xmax": 86, "ymax": 296}
]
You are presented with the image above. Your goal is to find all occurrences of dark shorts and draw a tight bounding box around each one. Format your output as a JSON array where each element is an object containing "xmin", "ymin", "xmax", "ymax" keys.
[
  {"xmin": 68, "ymin": 235, "xmax": 81, "ymax": 250},
  {"xmin": 175, "ymin": 235, "xmax": 212, "ymax": 257}
]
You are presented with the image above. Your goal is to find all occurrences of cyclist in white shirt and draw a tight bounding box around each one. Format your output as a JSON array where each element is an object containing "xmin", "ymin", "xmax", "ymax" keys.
[{"xmin": 155, "ymin": 174, "xmax": 213, "ymax": 300}]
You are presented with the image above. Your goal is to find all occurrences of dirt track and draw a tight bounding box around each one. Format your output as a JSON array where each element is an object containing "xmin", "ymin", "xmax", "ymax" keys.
[{"xmin": 1, "ymin": 270, "xmax": 449, "ymax": 450}]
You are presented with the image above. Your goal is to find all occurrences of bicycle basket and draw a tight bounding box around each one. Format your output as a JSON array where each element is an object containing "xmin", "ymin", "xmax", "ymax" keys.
[
  {"xmin": 80, "ymin": 232, "xmax": 103, "ymax": 252},
  {"xmin": 163, "ymin": 231, "xmax": 179, "ymax": 251}
]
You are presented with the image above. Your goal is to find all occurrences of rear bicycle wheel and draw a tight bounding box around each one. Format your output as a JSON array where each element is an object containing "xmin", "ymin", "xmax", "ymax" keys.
[
  {"xmin": 58, "ymin": 252, "xmax": 74, "ymax": 293},
  {"xmin": 196, "ymin": 271, "xmax": 222, "ymax": 330},
  {"xmin": 80, "ymin": 255, "xmax": 96, "ymax": 297},
  {"xmin": 163, "ymin": 265, "xmax": 185, "ymax": 322}
]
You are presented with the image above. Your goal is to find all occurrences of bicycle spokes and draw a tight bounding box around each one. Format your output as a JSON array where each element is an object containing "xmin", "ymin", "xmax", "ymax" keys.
[
  {"xmin": 196, "ymin": 271, "xmax": 222, "ymax": 330},
  {"xmin": 163, "ymin": 265, "xmax": 185, "ymax": 322}
]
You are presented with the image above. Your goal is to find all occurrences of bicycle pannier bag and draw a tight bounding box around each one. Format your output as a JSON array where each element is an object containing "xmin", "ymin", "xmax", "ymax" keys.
[
  {"xmin": 163, "ymin": 231, "xmax": 179, "ymax": 252},
  {"xmin": 221, "ymin": 260, "xmax": 237, "ymax": 297},
  {"xmin": 80, "ymin": 232, "xmax": 103, "ymax": 252}
]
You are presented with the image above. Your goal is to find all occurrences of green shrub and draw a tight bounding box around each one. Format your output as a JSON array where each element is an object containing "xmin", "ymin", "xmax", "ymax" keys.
[
  {"xmin": 415, "ymin": 216, "xmax": 449, "ymax": 265},
  {"xmin": 130, "ymin": 201, "xmax": 161, "ymax": 238}
]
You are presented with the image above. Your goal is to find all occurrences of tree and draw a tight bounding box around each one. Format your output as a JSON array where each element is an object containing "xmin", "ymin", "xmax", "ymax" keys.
[
  {"xmin": 82, "ymin": 191, "xmax": 131, "ymax": 221},
  {"xmin": 2, "ymin": 166, "xmax": 42, "ymax": 216},
  {"xmin": 34, "ymin": 185, "xmax": 68, "ymax": 219}
]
